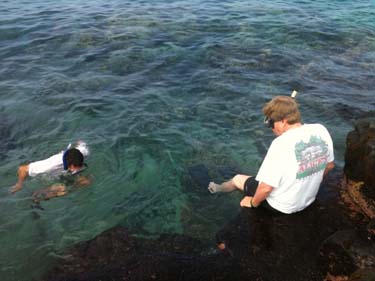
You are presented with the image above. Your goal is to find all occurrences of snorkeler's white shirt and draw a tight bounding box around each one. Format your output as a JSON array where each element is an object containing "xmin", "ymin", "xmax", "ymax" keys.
[
  {"xmin": 28, "ymin": 141, "xmax": 89, "ymax": 177},
  {"xmin": 255, "ymin": 124, "xmax": 334, "ymax": 214}
]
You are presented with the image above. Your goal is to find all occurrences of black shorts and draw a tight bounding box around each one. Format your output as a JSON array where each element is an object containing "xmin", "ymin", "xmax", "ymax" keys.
[
  {"xmin": 243, "ymin": 177, "xmax": 280, "ymax": 213},
  {"xmin": 243, "ymin": 176, "xmax": 258, "ymax": 196}
]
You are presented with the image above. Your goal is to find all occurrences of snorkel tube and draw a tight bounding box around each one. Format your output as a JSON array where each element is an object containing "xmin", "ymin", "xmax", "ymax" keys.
[
  {"xmin": 291, "ymin": 90, "xmax": 298, "ymax": 99},
  {"xmin": 263, "ymin": 90, "xmax": 299, "ymax": 128}
]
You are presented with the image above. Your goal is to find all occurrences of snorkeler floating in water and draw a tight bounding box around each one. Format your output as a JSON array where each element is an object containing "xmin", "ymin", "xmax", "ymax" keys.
[{"xmin": 10, "ymin": 141, "xmax": 91, "ymax": 202}]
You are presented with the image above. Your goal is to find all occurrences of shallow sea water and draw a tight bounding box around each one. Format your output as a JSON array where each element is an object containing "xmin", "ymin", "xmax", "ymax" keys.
[{"xmin": 0, "ymin": 0, "xmax": 374, "ymax": 280}]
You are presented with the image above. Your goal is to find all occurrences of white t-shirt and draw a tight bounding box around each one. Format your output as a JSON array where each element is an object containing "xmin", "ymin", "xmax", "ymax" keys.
[
  {"xmin": 255, "ymin": 124, "xmax": 334, "ymax": 214},
  {"xmin": 28, "ymin": 142, "xmax": 89, "ymax": 177}
]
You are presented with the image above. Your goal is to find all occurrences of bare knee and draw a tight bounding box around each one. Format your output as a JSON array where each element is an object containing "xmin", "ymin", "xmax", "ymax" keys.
[{"xmin": 232, "ymin": 174, "xmax": 251, "ymax": 191}]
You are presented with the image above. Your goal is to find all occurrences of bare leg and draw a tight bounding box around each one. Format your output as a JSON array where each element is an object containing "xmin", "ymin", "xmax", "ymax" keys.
[
  {"xmin": 208, "ymin": 174, "xmax": 250, "ymax": 194},
  {"xmin": 10, "ymin": 165, "xmax": 29, "ymax": 194}
]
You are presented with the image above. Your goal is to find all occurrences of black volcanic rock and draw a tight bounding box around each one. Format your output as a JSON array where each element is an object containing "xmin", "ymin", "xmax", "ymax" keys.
[{"xmin": 344, "ymin": 117, "xmax": 375, "ymax": 189}]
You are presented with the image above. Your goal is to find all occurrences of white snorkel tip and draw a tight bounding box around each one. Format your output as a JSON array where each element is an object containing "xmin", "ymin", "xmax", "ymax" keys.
[{"xmin": 291, "ymin": 90, "xmax": 298, "ymax": 99}]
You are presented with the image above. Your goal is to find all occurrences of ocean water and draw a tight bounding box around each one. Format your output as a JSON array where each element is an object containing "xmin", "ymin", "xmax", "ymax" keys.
[{"xmin": 0, "ymin": 0, "xmax": 374, "ymax": 280}]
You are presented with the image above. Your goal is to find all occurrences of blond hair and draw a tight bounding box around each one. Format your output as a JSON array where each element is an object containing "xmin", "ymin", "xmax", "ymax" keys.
[{"xmin": 263, "ymin": 96, "xmax": 301, "ymax": 124}]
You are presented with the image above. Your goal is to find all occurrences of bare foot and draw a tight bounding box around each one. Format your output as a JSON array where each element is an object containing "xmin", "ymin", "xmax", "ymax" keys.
[{"xmin": 208, "ymin": 182, "xmax": 219, "ymax": 194}]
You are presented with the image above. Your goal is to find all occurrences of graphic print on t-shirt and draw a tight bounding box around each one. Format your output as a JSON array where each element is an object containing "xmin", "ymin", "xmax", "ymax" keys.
[{"xmin": 295, "ymin": 135, "xmax": 329, "ymax": 179}]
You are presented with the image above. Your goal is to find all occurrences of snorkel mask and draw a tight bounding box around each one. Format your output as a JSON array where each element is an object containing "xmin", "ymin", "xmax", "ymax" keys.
[
  {"xmin": 70, "ymin": 163, "xmax": 88, "ymax": 175},
  {"xmin": 264, "ymin": 116, "xmax": 275, "ymax": 129}
]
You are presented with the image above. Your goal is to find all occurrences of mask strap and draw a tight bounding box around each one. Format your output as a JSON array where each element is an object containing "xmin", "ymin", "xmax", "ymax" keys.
[{"xmin": 62, "ymin": 150, "xmax": 68, "ymax": 170}]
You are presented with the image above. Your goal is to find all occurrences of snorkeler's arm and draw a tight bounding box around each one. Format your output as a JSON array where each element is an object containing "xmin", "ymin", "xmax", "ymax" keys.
[
  {"xmin": 10, "ymin": 164, "xmax": 30, "ymax": 194},
  {"xmin": 240, "ymin": 182, "xmax": 273, "ymax": 208}
]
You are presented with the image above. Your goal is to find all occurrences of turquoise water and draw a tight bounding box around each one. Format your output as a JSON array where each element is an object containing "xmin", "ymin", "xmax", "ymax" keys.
[{"xmin": 0, "ymin": 0, "xmax": 374, "ymax": 280}]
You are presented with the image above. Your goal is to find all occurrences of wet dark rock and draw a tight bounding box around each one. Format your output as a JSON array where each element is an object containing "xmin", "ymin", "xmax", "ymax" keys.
[
  {"xmin": 42, "ymin": 225, "xmax": 258, "ymax": 281},
  {"xmin": 362, "ymin": 184, "xmax": 375, "ymax": 201},
  {"xmin": 187, "ymin": 164, "xmax": 211, "ymax": 192},
  {"xmin": 319, "ymin": 230, "xmax": 375, "ymax": 277},
  {"xmin": 367, "ymin": 218, "xmax": 375, "ymax": 237},
  {"xmin": 187, "ymin": 164, "xmax": 241, "ymax": 186},
  {"xmin": 344, "ymin": 118, "xmax": 375, "ymax": 232},
  {"xmin": 216, "ymin": 206, "xmax": 327, "ymax": 280},
  {"xmin": 42, "ymin": 186, "xmax": 365, "ymax": 281},
  {"xmin": 346, "ymin": 181, "xmax": 375, "ymax": 219},
  {"xmin": 344, "ymin": 117, "xmax": 375, "ymax": 188},
  {"xmin": 349, "ymin": 268, "xmax": 375, "ymax": 281},
  {"xmin": 186, "ymin": 164, "xmax": 241, "ymax": 194}
]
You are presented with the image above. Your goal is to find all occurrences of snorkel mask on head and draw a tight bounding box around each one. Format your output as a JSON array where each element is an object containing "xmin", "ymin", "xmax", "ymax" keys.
[{"xmin": 264, "ymin": 116, "xmax": 275, "ymax": 129}]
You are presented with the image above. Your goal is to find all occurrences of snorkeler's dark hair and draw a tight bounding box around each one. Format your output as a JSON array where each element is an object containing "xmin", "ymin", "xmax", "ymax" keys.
[{"xmin": 65, "ymin": 148, "xmax": 84, "ymax": 167}]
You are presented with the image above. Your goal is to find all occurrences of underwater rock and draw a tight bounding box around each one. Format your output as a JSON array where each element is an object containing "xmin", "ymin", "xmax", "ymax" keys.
[
  {"xmin": 367, "ymin": 218, "xmax": 375, "ymax": 237},
  {"xmin": 187, "ymin": 164, "xmax": 241, "ymax": 191},
  {"xmin": 187, "ymin": 164, "xmax": 212, "ymax": 192},
  {"xmin": 186, "ymin": 164, "xmax": 241, "ymax": 195},
  {"xmin": 43, "ymin": 200, "xmax": 369, "ymax": 280}
]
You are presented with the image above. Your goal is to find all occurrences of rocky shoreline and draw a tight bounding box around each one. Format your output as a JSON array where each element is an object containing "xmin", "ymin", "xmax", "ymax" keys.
[{"xmin": 42, "ymin": 118, "xmax": 375, "ymax": 281}]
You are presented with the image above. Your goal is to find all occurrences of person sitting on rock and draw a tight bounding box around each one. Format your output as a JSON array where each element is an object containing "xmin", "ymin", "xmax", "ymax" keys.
[
  {"xmin": 208, "ymin": 95, "xmax": 334, "ymax": 217},
  {"xmin": 10, "ymin": 141, "xmax": 91, "ymax": 201}
]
